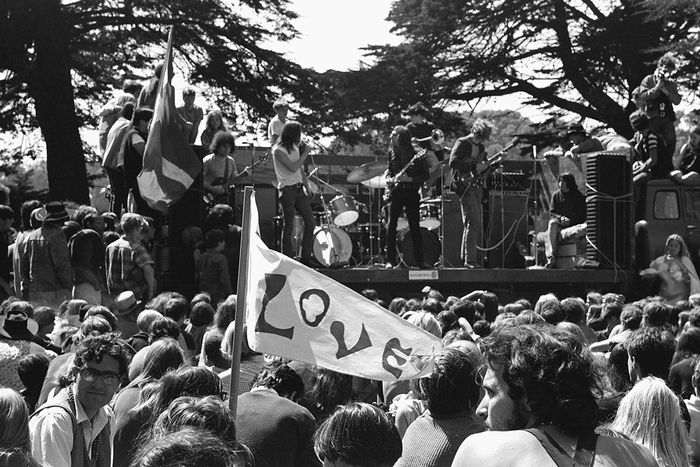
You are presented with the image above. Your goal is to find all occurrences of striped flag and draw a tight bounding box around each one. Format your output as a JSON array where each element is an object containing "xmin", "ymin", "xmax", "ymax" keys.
[{"xmin": 138, "ymin": 28, "xmax": 201, "ymax": 212}]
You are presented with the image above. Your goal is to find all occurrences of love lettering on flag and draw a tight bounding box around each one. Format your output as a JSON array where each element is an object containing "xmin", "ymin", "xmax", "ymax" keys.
[
  {"xmin": 243, "ymin": 192, "xmax": 441, "ymax": 381},
  {"xmin": 138, "ymin": 28, "xmax": 202, "ymax": 212}
]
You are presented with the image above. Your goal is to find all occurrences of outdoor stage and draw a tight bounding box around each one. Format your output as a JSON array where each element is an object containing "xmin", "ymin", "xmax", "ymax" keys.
[{"xmin": 315, "ymin": 266, "xmax": 638, "ymax": 303}]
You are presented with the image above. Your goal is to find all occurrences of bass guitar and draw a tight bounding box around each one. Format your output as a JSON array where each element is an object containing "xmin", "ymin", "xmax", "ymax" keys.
[
  {"xmin": 203, "ymin": 153, "xmax": 271, "ymax": 208},
  {"xmin": 383, "ymin": 148, "xmax": 428, "ymax": 202},
  {"xmin": 452, "ymin": 137, "xmax": 519, "ymax": 194}
]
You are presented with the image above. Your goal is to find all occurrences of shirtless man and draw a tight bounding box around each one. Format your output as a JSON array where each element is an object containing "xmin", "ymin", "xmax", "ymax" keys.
[{"xmin": 452, "ymin": 324, "xmax": 659, "ymax": 467}]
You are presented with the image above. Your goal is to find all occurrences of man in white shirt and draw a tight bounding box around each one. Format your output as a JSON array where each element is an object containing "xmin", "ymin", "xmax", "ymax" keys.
[
  {"xmin": 267, "ymin": 98, "xmax": 289, "ymax": 146},
  {"xmin": 30, "ymin": 333, "xmax": 131, "ymax": 467}
]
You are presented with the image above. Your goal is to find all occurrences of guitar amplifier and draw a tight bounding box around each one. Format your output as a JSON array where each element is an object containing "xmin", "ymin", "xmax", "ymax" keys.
[{"xmin": 487, "ymin": 191, "xmax": 528, "ymax": 269}]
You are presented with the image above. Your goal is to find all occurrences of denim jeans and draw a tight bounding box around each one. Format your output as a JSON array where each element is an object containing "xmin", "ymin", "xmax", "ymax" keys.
[{"xmin": 459, "ymin": 188, "xmax": 483, "ymax": 265}]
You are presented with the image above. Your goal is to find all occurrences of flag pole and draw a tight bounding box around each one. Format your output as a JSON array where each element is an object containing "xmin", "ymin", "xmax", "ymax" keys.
[{"xmin": 229, "ymin": 185, "xmax": 254, "ymax": 418}]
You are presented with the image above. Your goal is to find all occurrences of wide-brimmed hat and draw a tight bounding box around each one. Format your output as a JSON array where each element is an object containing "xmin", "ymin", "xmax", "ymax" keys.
[
  {"xmin": 567, "ymin": 123, "xmax": 587, "ymax": 137},
  {"xmin": 42, "ymin": 202, "xmax": 70, "ymax": 224},
  {"xmin": 113, "ymin": 291, "xmax": 143, "ymax": 316},
  {"xmin": 0, "ymin": 309, "xmax": 39, "ymax": 340}
]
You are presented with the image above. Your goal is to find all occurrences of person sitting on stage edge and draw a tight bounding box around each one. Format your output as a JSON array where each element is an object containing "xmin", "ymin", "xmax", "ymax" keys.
[
  {"xmin": 546, "ymin": 172, "xmax": 586, "ymax": 269},
  {"xmin": 449, "ymin": 118, "xmax": 493, "ymax": 268},
  {"xmin": 672, "ymin": 124, "xmax": 700, "ymax": 184},
  {"xmin": 385, "ymin": 125, "xmax": 431, "ymax": 269},
  {"xmin": 565, "ymin": 123, "xmax": 604, "ymax": 158}
]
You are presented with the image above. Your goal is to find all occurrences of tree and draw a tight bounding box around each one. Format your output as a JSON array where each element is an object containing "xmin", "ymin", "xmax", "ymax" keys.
[
  {"xmin": 299, "ymin": 0, "xmax": 699, "ymax": 141},
  {"xmin": 0, "ymin": 0, "xmax": 305, "ymax": 202}
]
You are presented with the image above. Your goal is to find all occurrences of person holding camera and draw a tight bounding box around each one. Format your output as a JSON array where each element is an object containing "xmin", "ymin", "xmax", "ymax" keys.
[{"xmin": 639, "ymin": 52, "xmax": 682, "ymax": 155}]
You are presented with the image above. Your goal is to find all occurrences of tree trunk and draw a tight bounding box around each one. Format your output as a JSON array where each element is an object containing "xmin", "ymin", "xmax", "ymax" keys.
[{"xmin": 29, "ymin": 0, "xmax": 89, "ymax": 204}]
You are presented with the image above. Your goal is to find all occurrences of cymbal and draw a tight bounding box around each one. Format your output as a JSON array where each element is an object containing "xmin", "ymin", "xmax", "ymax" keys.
[
  {"xmin": 361, "ymin": 174, "xmax": 386, "ymax": 189},
  {"xmin": 347, "ymin": 161, "xmax": 388, "ymax": 183},
  {"xmin": 420, "ymin": 197, "xmax": 451, "ymax": 204}
]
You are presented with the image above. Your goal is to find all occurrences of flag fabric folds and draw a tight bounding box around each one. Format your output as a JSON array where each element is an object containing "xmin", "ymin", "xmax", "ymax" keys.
[
  {"xmin": 138, "ymin": 28, "xmax": 201, "ymax": 212},
  {"xmin": 242, "ymin": 190, "xmax": 441, "ymax": 381}
]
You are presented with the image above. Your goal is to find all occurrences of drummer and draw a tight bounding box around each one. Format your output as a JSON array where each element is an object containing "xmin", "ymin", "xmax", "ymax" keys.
[{"xmin": 272, "ymin": 120, "xmax": 319, "ymax": 267}]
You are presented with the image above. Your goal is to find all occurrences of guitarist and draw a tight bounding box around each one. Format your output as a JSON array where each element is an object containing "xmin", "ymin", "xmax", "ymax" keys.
[
  {"xmin": 449, "ymin": 119, "xmax": 493, "ymax": 268},
  {"xmin": 203, "ymin": 130, "xmax": 248, "ymax": 207},
  {"xmin": 385, "ymin": 126, "xmax": 431, "ymax": 269}
]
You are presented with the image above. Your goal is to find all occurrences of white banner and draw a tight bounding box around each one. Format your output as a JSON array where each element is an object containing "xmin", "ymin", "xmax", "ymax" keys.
[{"xmin": 243, "ymin": 192, "xmax": 441, "ymax": 381}]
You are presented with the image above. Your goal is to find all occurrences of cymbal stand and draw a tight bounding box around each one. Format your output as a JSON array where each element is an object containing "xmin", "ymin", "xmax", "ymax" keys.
[
  {"xmin": 308, "ymin": 153, "xmax": 339, "ymax": 266},
  {"xmin": 438, "ymin": 163, "xmax": 453, "ymax": 268}
]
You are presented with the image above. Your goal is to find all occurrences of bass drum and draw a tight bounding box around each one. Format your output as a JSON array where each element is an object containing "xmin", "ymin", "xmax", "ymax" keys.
[
  {"xmin": 397, "ymin": 227, "xmax": 440, "ymax": 267},
  {"xmin": 313, "ymin": 226, "xmax": 353, "ymax": 267}
]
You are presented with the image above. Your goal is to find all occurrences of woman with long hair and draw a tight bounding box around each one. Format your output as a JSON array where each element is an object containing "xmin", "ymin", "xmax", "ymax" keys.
[
  {"xmin": 642, "ymin": 233, "xmax": 700, "ymax": 304},
  {"xmin": 0, "ymin": 388, "xmax": 40, "ymax": 467},
  {"xmin": 609, "ymin": 376, "xmax": 689, "ymax": 467},
  {"xmin": 112, "ymin": 338, "xmax": 184, "ymax": 467},
  {"xmin": 200, "ymin": 110, "xmax": 228, "ymax": 151},
  {"xmin": 384, "ymin": 125, "xmax": 430, "ymax": 269}
]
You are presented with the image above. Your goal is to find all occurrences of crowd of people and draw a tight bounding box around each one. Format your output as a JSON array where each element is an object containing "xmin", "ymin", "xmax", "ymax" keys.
[{"xmin": 1, "ymin": 265, "xmax": 700, "ymax": 466}]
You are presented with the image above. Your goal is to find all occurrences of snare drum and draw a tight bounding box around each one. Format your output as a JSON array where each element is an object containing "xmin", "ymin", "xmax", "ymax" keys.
[
  {"xmin": 313, "ymin": 226, "xmax": 353, "ymax": 267},
  {"xmin": 397, "ymin": 227, "xmax": 440, "ymax": 267},
  {"xmin": 329, "ymin": 195, "xmax": 359, "ymax": 227},
  {"xmin": 419, "ymin": 204, "xmax": 441, "ymax": 230}
]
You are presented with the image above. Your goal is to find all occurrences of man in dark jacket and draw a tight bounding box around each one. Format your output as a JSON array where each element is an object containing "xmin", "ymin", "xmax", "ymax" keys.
[{"xmin": 546, "ymin": 172, "xmax": 586, "ymax": 268}]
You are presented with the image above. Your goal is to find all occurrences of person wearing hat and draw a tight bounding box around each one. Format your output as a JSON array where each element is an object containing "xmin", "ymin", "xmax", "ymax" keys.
[
  {"xmin": 113, "ymin": 290, "xmax": 143, "ymax": 339},
  {"xmin": 672, "ymin": 125, "xmax": 700, "ymax": 184},
  {"xmin": 12, "ymin": 200, "xmax": 42, "ymax": 297},
  {"xmin": 268, "ymin": 97, "xmax": 289, "ymax": 146},
  {"xmin": 0, "ymin": 301, "xmax": 55, "ymax": 391},
  {"xmin": 564, "ymin": 123, "xmax": 604, "ymax": 158},
  {"xmin": 21, "ymin": 201, "xmax": 73, "ymax": 309}
]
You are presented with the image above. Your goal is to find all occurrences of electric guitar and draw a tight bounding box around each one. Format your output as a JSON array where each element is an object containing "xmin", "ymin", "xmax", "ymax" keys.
[
  {"xmin": 203, "ymin": 153, "xmax": 271, "ymax": 208},
  {"xmin": 383, "ymin": 148, "xmax": 428, "ymax": 202},
  {"xmin": 452, "ymin": 137, "xmax": 519, "ymax": 194}
]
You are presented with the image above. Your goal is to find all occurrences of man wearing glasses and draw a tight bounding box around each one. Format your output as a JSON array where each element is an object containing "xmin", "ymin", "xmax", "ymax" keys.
[{"xmin": 30, "ymin": 334, "xmax": 131, "ymax": 467}]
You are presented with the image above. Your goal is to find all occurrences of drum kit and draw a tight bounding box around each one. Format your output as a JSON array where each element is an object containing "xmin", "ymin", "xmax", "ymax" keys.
[{"xmin": 286, "ymin": 159, "xmax": 447, "ymax": 268}]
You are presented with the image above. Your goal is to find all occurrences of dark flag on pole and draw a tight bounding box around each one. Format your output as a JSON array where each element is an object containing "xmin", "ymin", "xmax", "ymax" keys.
[{"xmin": 138, "ymin": 28, "xmax": 202, "ymax": 212}]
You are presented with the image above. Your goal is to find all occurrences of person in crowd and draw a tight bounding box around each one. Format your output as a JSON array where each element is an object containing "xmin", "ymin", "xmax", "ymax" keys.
[
  {"xmin": 12, "ymin": 200, "xmax": 42, "ymax": 296},
  {"xmin": 69, "ymin": 212, "xmax": 106, "ymax": 305},
  {"xmin": 631, "ymin": 110, "xmax": 673, "ymax": 191},
  {"xmin": 130, "ymin": 427, "xmax": 242, "ymax": 467},
  {"xmin": 385, "ymin": 125, "xmax": 430, "ymax": 269},
  {"xmin": 186, "ymin": 301, "xmax": 215, "ymax": 362},
  {"xmin": 236, "ymin": 363, "xmax": 320, "ymax": 466},
  {"xmin": 590, "ymin": 305, "xmax": 643, "ymax": 353},
  {"xmin": 127, "ymin": 309, "xmax": 162, "ymax": 352},
  {"xmin": 452, "ymin": 324, "xmax": 659, "ymax": 466},
  {"xmin": 112, "ymin": 290, "xmax": 143, "ymax": 339},
  {"xmin": 641, "ymin": 234, "xmax": 700, "ymax": 305},
  {"xmin": 561, "ymin": 297, "xmax": 598, "ymax": 344},
  {"xmin": 627, "ymin": 327, "xmax": 676, "ymax": 382},
  {"xmin": 268, "ymin": 97, "xmax": 289, "ymax": 146},
  {"xmin": 0, "ymin": 205, "xmax": 14, "ymax": 300},
  {"xmin": 673, "ymin": 124, "xmax": 700, "ymax": 184},
  {"xmin": 0, "ymin": 388, "xmax": 39, "ymax": 467},
  {"xmin": 161, "ymin": 295, "xmax": 194, "ymax": 359},
  {"xmin": 97, "ymin": 79, "xmax": 140, "ymax": 154},
  {"xmin": 136, "ymin": 63, "xmax": 162, "ymax": 109},
  {"xmin": 203, "ymin": 204, "xmax": 241, "ymax": 284},
  {"xmin": 639, "ymin": 52, "xmax": 682, "ymax": 155},
  {"xmin": 534, "ymin": 293, "xmax": 565, "ymax": 324},
  {"xmin": 147, "ymin": 396, "xmax": 253, "ymax": 465},
  {"xmin": 199, "ymin": 298, "xmax": 234, "ymax": 373},
  {"xmin": 670, "ymin": 331, "xmax": 700, "ymax": 399},
  {"xmin": 685, "ymin": 359, "xmax": 700, "ymax": 466},
  {"xmin": 112, "ymin": 338, "xmax": 184, "ymax": 467},
  {"xmin": 388, "ymin": 297, "xmax": 407, "ymax": 316},
  {"xmin": 315, "ymin": 402, "xmax": 402, "ymax": 467},
  {"xmin": 564, "ymin": 123, "xmax": 604, "ymax": 157},
  {"xmin": 200, "ymin": 110, "xmax": 228, "ymax": 151},
  {"xmin": 106, "ymin": 212, "xmax": 156, "ymax": 302},
  {"xmin": 202, "ymin": 131, "xmax": 248, "ymax": 207},
  {"xmin": 449, "ymin": 119, "xmax": 492, "ymax": 268},
  {"xmin": 609, "ymin": 376, "xmax": 689, "ymax": 467},
  {"xmin": 309, "ymin": 368, "xmax": 354, "ymax": 425},
  {"xmin": 16, "ymin": 353, "xmax": 50, "ymax": 411},
  {"xmin": 21, "ymin": 202, "xmax": 73, "ymax": 307},
  {"xmin": 122, "ymin": 107, "xmax": 156, "ymax": 216},
  {"xmin": 545, "ymin": 172, "xmax": 587, "ymax": 269},
  {"xmin": 272, "ymin": 120, "xmax": 317, "ymax": 266},
  {"xmin": 0, "ymin": 301, "xmax": 55, "ymax": 391},
  {"xmin": 128, "ymin": 316, "xmax": 181, "ymax": 381},
  {"xmin": 30, "ymin": 333, "xmax": 131, "ymax": 467},
  {"xmin": 103, "ymin": 103, "xmax": 135, "ymax": 215},
  {"xmin": 177, "ymin": 86, "xmax": 204, "ymax": 144},
  {"xmin": 398, "ymin": 348, "xmax": 485, "ymax": 466}
]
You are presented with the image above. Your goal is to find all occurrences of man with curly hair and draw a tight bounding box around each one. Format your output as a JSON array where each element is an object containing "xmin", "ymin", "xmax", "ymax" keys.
[
  {"xmin": 30, "ymin": 334, "xmax": 131, "ymax": 467},
  {"xmin": 452, "ymin": 324, "xmax": 658, "ymax": 466}
]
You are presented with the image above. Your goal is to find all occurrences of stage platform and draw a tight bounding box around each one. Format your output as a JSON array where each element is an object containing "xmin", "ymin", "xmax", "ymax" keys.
[{"xmin": 316, "ymin": 266, "xmax": 638, "ymax": 303}]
